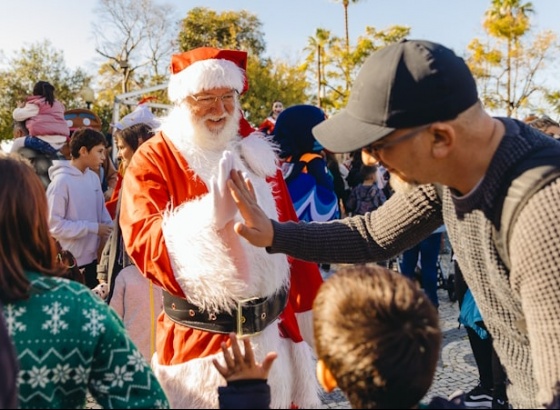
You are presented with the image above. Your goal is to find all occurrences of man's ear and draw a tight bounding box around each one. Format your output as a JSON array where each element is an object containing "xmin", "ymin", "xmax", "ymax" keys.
[
  {"xmin": 316, "ymin": 359, "xmax": 338, "ymax": 393},
  {"xmin": 429, "ymin": 123, "xmax": 454, "ymax": 159}
]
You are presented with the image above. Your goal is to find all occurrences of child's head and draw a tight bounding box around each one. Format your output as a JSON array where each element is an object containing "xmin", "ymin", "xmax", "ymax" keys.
[
  {"xmin": 12, "ymin": 120, "xmax": 29, "ymax": 139},
  {"xmin": 115, "ymin": 123, "xmax": 155, "ymax": 170},
  {"xmin": 0, "ymin": 153, "xmax": 64, "ymax": 303},
  {"xmin": 313, "ymin": 264, "xmax": 442, "ymax": 409},
  {"xmin": 32, "ymin": 81, "xmax": 56, "ymax": 106},
  {"xmin": 359, "ymin": 164, "xmax": 378, "ymax": 182},
  {"xmin": 69, "ymin": 128, "xmax": 107, "ymax": 159}
]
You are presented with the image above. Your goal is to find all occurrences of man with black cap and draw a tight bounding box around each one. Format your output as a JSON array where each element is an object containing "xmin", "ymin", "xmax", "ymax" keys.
[
  {"xmin": 227, "ymin": 39, "xmax": 560, "ymax": 409},
  {"xmin": 119, "ymin": 47, "xmax": 322, "ymax": 409}
]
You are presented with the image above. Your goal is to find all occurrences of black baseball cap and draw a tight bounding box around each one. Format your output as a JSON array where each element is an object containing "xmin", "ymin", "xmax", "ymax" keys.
[{"xmin": 312, "ymin": 39, "xmax": 479, "ymax": 153}]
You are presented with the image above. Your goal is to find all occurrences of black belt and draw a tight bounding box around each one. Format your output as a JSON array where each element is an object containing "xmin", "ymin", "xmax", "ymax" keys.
[{"xmin": 162, "ymin": 288, "xmax": 288, "ymax": 336}]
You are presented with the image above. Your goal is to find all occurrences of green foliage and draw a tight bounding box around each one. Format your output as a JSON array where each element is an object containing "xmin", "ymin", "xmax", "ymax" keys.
[
  {"xmin": 0, "ymin": 40, "xmax": 91, "ymax": 141},
  {"xmin": 177, "ymin": 7, "xmax": 265, "ymax": 55},
  {"xmin": 175, "ymin": 7, "xmax": 309, "ymax": 127},
  {"xmin": 242, "ymin": 57, "xmax": 309, "ymax": 127},
  {"xmin": 304, "ymin": 24, "xmax": 409, "ymax": 114},
  {"xmin": 468, "ymin": 0, "xmax": 558, "ymax": 117}
]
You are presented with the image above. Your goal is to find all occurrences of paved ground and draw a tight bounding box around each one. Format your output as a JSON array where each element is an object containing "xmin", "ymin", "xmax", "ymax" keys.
[
  {"xmin": 87, "ymin": 253, "xmax": 480, "ymax": 409},
  {"xmin": 320, "ymin": 256, "xmax": 479, "ymax": 409}
]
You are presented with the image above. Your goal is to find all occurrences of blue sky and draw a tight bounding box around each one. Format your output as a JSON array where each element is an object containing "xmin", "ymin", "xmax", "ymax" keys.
[{"xmin": 1, "ymin": 0, "xmax": 559, "ymax": 74}]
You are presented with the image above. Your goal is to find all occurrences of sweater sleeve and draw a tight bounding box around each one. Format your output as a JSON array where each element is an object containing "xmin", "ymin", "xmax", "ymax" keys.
[
  {"xmin": 12, "ymin": 102, "xmax": 39, "ymax": 121},
  {"xmin": 269, "ymin": 183, "xmax": 445, "ymax": 264},
  {"xmin": 218, "ymin": 380, "xmax": 271, "ymax": 409},
  {"xmin": 508, "ymin": 179, "xmax": 560, "ymax": 407}
]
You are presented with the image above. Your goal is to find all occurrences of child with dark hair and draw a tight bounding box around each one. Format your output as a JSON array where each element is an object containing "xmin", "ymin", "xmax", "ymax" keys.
[
  {"xmin": 214, "ymin": 264, "xmax": 465, "ymax": 409},
  {"xmin": 345, "ymin": 164, "xmax": 387, "ymax": 216},
  {"xmin": 258, "ymin": 100, "xmax": 283, "ymax": 135},
  {"xmin": 12, "ymin": 80, "xmax": 70, "ymax": 157},
  {"xmin": 46, "ymin": 128, "xmax": 113, "ymax": 289}
]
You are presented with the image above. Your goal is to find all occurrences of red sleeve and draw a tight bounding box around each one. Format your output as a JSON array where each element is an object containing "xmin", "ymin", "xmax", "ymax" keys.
[
  {"xmin": 119, "ymin": 140, "xmax": 187, "ymax": 296},
  {"xmin": 268, "ymin": 169, "xmax": 323, "ymax": 313}
]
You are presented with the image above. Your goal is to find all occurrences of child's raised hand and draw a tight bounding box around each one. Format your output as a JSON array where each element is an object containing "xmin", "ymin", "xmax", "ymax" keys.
[{"xmin": 212, "ymin": 332, "xmax": 277, "ymax": 382}]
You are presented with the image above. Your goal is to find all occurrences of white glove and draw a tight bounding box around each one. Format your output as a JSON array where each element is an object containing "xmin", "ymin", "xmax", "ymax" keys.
[{"xmin": 210, "ymin": 150, "xmax": 237, "ymax": 229}]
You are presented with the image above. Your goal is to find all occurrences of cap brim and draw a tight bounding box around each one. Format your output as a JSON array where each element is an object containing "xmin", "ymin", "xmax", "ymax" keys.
[{"xmin": 312, "ymin": 110, "xmax": 395, "ymax": 153}]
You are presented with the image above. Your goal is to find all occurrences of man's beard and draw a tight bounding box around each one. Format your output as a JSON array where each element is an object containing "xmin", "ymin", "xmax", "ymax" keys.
[
  {"xmin": 190, "ymin": 108, "xmax": 241, "ymax": 151},
  {"xmin": 389, "ymin": 172, "xmax": 419, "ymax": 194}
]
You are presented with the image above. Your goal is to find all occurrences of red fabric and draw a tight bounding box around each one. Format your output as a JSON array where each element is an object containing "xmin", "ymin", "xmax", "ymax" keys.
[
  {"xmin": 170, "ymin": 47, "xmax": 249, "ymax": 94},
  {"xmin": 258, "ymin": 117, "xmax": 276, "ymax": 135},
  {"xmin": 120, "ymin": 133, "xmax": 322, "ymax": 365}
]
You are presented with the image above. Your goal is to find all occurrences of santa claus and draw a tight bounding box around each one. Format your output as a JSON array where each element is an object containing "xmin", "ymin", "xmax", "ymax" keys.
[{"xmin": 119, "ymin": 47, "xmax": 323, "ymax": 408}]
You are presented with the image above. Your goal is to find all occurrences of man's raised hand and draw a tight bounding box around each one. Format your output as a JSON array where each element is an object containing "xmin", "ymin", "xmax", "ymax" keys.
[{"xmin": 227, "ymin": 170, "xmax": 274, "ymax": 247}]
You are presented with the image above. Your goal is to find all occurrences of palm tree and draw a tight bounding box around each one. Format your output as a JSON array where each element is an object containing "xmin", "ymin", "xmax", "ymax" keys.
[
  {"xmin": 334, "ymin": 0, "xmax": 365, "ymax": 54},
  {"xmin": 305, "ymin": 29, "xmax": 333, "ymax": 107}
]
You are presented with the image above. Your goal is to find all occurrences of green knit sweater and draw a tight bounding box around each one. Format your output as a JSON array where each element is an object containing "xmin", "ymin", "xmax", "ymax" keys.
[
  {"xmin": 269, "ymin": 118, "xmax": 560, "ymax": 408},
  {"xmin": 3, "ymin": 272, "xmax": 169, "ymax": 409}
]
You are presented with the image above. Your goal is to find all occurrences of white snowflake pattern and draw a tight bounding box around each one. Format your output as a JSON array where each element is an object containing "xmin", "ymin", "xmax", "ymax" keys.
[
  {"xmin": 154, "ymin": 399, "xmax": 168, "ymax": 409},
  {"xmin": 27, "ymin": 365, "xmax": 50, "ymax": 388},
  {"xmin": 4, "ymin": 304, "xmax": 27, "ymax": 335},
  {"xmin": 42, "ymin": 302, "xmax": 69, "ymax": 334},
  {"xmin": 73, "ymin": 365, "xmax": 89, "ymax": 385},
  {"xmin": 127, "ymin": 350, "xmax": 147, "ymax": 372},
  {"xmin": 51, "ymin": 363, "xmax": 72, "ymax": 383},
  {"xmin": 90, "ymin": 379, "xmax": 110, "ymax": 395},
  {"xmin": 104, "ymin": 364, "xmax": 134, "ymax": 388},
  {"xmin": 81, "ymin": 309, "xmax": 106, "ymax": 337}
]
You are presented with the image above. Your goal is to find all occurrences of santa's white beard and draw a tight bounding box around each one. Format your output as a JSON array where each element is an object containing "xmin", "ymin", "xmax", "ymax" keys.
[{"xmin": 159, "ymin": 103, "xmax": 242, "ymax": 152}]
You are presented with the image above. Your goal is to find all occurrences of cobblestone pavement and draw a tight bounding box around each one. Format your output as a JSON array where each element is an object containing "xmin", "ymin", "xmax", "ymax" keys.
[{"xmin": 87, "ymin": 254, "xmax": 479, "ymax": 409}]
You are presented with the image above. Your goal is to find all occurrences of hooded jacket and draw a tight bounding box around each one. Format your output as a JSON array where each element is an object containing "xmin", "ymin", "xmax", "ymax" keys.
[{"xmin": 46, "ymin": 161, "xmax": 113, "ymax": 266}]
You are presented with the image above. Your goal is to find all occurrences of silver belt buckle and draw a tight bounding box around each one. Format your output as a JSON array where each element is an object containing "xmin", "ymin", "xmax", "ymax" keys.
[{"xmin": 236, "ymin": 296, "xmax": 259, "ymax": 338}]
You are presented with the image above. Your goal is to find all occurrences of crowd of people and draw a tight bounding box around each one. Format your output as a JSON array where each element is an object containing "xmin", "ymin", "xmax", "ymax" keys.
[{"xmin": 2, "ymin": 37, "xmax": 560, "ymax": 410}]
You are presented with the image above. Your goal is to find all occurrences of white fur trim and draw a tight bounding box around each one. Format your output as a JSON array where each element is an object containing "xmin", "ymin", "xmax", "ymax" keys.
[
  {"xmin": 161, "ymin": 146, "xmax": 290, "ymax": 314},
  {"xmin": 168, "ymin": 59, "xmax": 245, "ymax": 103},
  {"xmin": 152, "ymin": 324, "xmax": 321, "ymax": 409},
  {"xmin": 239, "ymin": 132, "xmax": 280, "ymax": 178}
]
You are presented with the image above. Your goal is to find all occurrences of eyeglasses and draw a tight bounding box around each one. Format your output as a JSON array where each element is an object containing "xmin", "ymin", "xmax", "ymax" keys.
[
  {"xmin": 188, "ymin": 90, "xmax": 238, "ymax": 108},
  {"xmin": 364, "ymin": 124, "xmax": 432, "ymax": 159}
]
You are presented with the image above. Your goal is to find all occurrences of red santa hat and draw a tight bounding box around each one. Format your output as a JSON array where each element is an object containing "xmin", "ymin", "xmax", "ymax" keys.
[{"xmin": 168, "ymin": 47, "xmax": 248, "ymax": 103}]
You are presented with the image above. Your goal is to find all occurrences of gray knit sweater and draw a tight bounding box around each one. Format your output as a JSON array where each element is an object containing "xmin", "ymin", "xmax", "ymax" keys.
[{"xmin": 270, "ymin": 118, "xmax": 560, "ymax": 408}]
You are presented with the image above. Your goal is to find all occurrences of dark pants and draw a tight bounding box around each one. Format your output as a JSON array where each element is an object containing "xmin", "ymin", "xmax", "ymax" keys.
[
  {"xmin": 400, "ymin": 232, "xmax": 442, "ymax": 307},
  {"xmin": 79, "ymin": 260, "xmax": 98, "ymax": 289}
]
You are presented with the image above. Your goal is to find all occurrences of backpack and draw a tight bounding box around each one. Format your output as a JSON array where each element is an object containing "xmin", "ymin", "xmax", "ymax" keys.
[
  {"xmin": 353, "ymin": 184, "xmax": 386, "ymax": 215},
  {"xmin": 492, "ymin": 165, "xmax": 560, "ymax": 270},
  {"xmin": 435, "ymin": 164, "xmax": 560, "ymax": 270}
]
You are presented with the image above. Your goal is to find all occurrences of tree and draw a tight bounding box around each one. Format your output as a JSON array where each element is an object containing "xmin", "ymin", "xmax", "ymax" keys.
[
  {"xmin": 177, "ymin": 7, "xmax": 265, "ymax": 56},
  {"xmin": 467, "ymin": 0, "xmax": 559, "ymax": 117},
  {"xmin": 333, "ymin": 0, "xmax": 365, "ymax": 55},
  {"xmin": 176, "ymin": 7, "xmax": 308, "ymax": 124},
  {"xmin": 305, "ymin": 24, "xmax": 409, "ymax": 114},
  {"xmin": 304, "ymin": 28, "xmax": 334, "ymax": 107},
  {"xmin": 92, "ymin": 0, "xmax": 177, "ymax": 94},
  {"xmin": 242, "ymin": 57, "xmax": 309, "ymax": 127},
  {"xmin": 0, "ymin": 41, "xmax": 90, "ymax": 141}
]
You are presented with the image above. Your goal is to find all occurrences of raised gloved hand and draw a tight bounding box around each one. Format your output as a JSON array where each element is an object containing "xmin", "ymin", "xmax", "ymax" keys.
[{"xmin": 209, "ymin": 150, "xmax": 238, "ymax": 229}]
